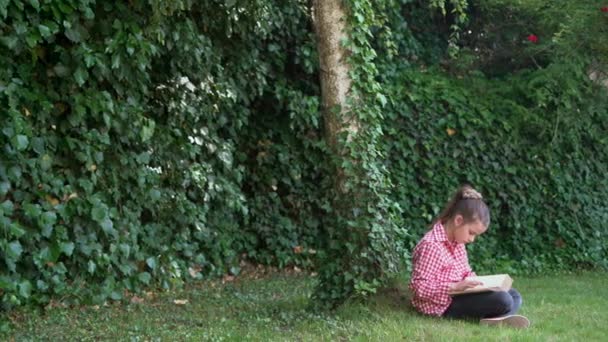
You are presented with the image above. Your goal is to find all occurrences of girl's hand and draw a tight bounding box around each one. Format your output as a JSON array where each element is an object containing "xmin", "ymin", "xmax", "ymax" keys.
[{"xmin": 448, "ymin": 279, "xmax": 484, "ymax": 293}]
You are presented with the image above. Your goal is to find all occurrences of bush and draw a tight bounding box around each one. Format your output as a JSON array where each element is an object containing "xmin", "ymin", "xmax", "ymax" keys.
[{"xmin": 1, "ymin": 0, "xmax": 606, "ymax": 310}]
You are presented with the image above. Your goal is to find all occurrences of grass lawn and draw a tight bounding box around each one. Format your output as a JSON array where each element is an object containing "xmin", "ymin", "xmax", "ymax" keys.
[{"xmin": 3, "ymin": 270, "xmax": 608, "ymax": 341}]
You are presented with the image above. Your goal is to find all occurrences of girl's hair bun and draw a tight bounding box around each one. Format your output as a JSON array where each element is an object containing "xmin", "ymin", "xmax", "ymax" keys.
[{"xmin": 462, "ymin": 188, "xmax": 483, "ymax": 200}]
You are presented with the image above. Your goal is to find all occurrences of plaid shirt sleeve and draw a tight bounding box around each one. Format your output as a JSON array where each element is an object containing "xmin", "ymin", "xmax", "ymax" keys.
[{"xmin": 409, "ymin": 242, "xmax": 452, "ymax": 315}]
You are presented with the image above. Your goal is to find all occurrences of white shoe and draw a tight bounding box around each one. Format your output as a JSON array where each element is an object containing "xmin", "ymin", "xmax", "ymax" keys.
[{"xmin": 480, "ymin": 314, "xmax": 530, "ymax": 329}]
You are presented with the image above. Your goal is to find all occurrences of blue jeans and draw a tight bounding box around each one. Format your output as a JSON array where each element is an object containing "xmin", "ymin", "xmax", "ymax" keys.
[{"xmin": 443, "ymin": 288, "xmax": 522, "ymax": 319}]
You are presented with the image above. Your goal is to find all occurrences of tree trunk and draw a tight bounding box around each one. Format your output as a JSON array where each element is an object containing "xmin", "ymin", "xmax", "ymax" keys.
[{"xmin": 312, "ymin": 0, "xmax": 359, "ymax": 194}]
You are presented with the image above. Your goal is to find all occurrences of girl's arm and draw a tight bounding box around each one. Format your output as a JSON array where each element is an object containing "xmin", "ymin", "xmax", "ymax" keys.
[{"xmin": 409, "ymin": 243, "xmax": 452, "ymax": 306}]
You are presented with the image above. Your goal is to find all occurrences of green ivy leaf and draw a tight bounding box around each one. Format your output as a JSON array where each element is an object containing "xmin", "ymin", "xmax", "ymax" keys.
[
  {"xmin": 88, "ymin": 260, "xmax": 96, "ymax": 274},
  {"xmin": 140, "ymin": 119, "xmax": 156, "ymax": 142},
  {"xmin": 0, "ymin": 276, "xmax": 13, "ymax": 291},
  {"xmin": 149, "ymin": 189, "xmax": 161, "ymax": 201},
  {"xmin": 7, "ymin": 240, "xmax": 23, "ymax": 259},
  {"xmin": 41, "ymin": 211, "xmax": 57, "ymax": 225},
  {"xmin": 41, "ymin": 224, "xmax": 53, "ymax": 238},
  {"xmin": 8, "ymin": 166, "xmax": 22, "ymax": 181},
  {"xmin": 91, "ymin": 205, "xmax": 107, "ymax": 222},
  {"xmin": 65, "ymin": 26, "xmax": 82, "ymax": 43},
  {"xmin": 36, "ymin": 280, "xmax": 48, "ymax": 291},
  {"xmin": 28, "ymin": 0, "xmax": 40, "ymax": 11},
  {"xmin": 111, "ymin": 53, "xmax": 121, "ymax": 69},
  {"xmin": 1, "ymin": 200, "xmax": 14, "ymax": 215},
  {"xmin": 376, "ymin": 93, "xmax": 387, "ymax": 107},
  {"xmin": 31, "ymin": 137, "xmax": 45, "ymax": 154},
  {"xmin": 19, "ymin": 280, "xmax": 32, "ymax": 298},
  {"xmin": 10, "ymin": 223, "xmax": 26, "ymax": 238},
  {"xmin": 40, "ymin": 154, "xmax": 53, "ymax": 170},
  {"xmin": 100, "ymin": 218, "xmax": 114, "ymax": 234},
  {"xmin": 49, "ymin": 243, "xmax": 61, "ymax": 262},
  {"xmin": 146, "ymin": 257, "xmax": 157, "ymax": 271},
  {"xmin": 14, "ymin": 134, "xmax": 29, "ymax": 151},
  {"xmin": 23, "ymin": 203, "xmax": 41, "ymax": 218},
  {"xmin": 0, "ymin": 181, "xmax": 10, "ymax": 196},
  {"xmin": 0, "ymin": 0, "xmax": 9, "ymax": 18},
  {"xmin": 38, "ymin": 24, "xmax": 51, "ymax": 38},
  {"xmin": 138, "ymin": 272, "xmax": 151, "ymax": 284},
  {"xmin": 119, "ymin": 243, "xmax": 130, "ymax": 258},
  {"xmin": 60, "ymin": 242, "xmax": 75, "ymax": 256},
  {"xmin": 74, "ymin": 67, "xmax": 88, "ymax": 86}
]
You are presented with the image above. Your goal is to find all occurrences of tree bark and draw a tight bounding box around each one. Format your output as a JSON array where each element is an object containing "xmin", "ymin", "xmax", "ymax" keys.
[{"xmin": 312, "ymin": 0, "xmax": 359, "ymax": 194}]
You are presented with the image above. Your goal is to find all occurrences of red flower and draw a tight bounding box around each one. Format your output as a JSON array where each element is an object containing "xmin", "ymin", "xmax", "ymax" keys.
[
  {"xmin": 527, "ymin": 34, "xmax": 538, "ymax": 43},
  {"xmin": 601, "ymin": 6, "xmax": 608, "ymax": 12}
]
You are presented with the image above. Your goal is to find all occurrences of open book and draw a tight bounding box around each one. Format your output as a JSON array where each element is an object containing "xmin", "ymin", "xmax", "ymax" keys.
[{"xmin": 450, "ymin": 274, "xmax": 513, "ymax": 296}]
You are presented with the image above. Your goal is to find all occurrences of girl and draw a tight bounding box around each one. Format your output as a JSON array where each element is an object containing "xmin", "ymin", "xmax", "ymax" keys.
[{"xmin": 409, "ymin": 185, "xmax": 530, "ymax": 328}]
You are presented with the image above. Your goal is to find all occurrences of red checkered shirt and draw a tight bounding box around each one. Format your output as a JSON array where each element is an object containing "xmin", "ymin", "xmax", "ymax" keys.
[{"xmin": 409, "ymin": 222, "xmax": 476, "ymax": 316}]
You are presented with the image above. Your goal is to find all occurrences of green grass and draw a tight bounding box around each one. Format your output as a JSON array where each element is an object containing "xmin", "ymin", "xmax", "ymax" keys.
[{"xmin": 3, "ymin": 271, "xmax": 608, "ymax": 341}]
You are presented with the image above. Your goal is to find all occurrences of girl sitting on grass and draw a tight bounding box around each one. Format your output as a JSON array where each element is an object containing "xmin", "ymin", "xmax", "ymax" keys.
[{"xmin": 409, "ymin": 185, "xmax": 530, "ymax": 328}]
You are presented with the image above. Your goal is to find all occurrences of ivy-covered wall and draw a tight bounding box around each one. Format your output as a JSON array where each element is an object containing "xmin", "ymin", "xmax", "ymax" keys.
[
  {"xmin": 1, "ymin": 0, "xmax": 606, "ymax": 310},
  {"xmin": 381, "ymin": 0, "xmax": 608, "ymax": 275},
  {"xmin": 0, "ymin": 0, "xmax": 325, "ymax": 308}
]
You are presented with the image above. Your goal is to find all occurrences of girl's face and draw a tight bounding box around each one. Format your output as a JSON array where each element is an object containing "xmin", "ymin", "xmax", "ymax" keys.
[{"xmin": 450, "ymin": 215, "xmax": 487, "ymax": 244}]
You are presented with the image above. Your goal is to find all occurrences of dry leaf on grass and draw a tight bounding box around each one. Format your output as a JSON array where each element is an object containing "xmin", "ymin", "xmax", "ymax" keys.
[
  {"xmin": 130, "ymin": 296, "xmax": 144, "ymax": 304},
  {"xmin": 173, "ymin": 299, "xmax": 189, "ymax": 305},
  {"xmin": 188, "ymin": 266, "xmax": 202, "ymax": 278}
]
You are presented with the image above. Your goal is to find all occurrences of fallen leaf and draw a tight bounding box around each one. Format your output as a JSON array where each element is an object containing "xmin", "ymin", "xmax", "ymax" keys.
[
  {"xmin": 130, "ymin": 296, "xmax": 144, "ymax": 304},
  {"xmin": 256, "ymin": 151, "xmax": 267, "ymax": 159},
  {"xmin": 54, "ymin": 102, "xmax": 68, "ymax": 114},
  {"xmin": 45, "ymin": 300, "xmax": 66, "ymax": 310},
  {"xmin": 173, "ymin": 299, "xmax": 189, "ymax": 305},
  {"xmin": 188, "ymin": 266, "xmax": 202, "ymax": 278},
  {"xmin": 63, "ymin": 193, "xmax": 79, "ymax": 202},
  {"xmin": 293, "ymin": 246, "xmax": 303, "ymax": 254},
  {"xmin": 222, "ymin": 275, "xmax": 235, "ymax": 283},
  {"xmin": 45, "ymin": 195, "xmax": 60, "ymax": 206}
]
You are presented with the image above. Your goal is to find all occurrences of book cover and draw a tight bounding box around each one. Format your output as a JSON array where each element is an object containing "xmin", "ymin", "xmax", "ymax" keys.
[{"xmin": 450, "ymin": 274, "xmax": 513, "ymax": 296}]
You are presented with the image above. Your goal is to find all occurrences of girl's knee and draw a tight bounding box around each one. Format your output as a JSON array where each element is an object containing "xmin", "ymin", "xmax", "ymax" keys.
[
  {"xmin": 509, "ymin": 288, "xmax": 522, "ymax": 300},
  {"xmin": 509, "ymin": 288, "xmax": 523, "ymax": 312},
  {"xmin": 494, "ymin": 291, "xmax": 514, "ymax": 315}
]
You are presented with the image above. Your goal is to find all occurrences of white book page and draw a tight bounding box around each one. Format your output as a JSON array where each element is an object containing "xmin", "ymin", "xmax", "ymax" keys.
[{"xmin": 465, "ymin": 274, "xmax": 508, "ymax": 289}]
